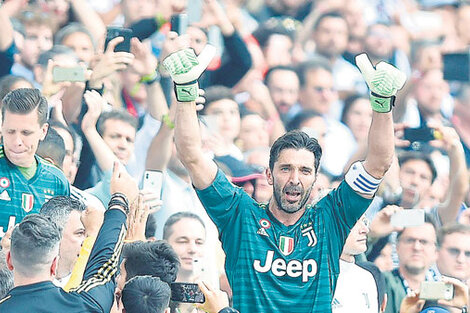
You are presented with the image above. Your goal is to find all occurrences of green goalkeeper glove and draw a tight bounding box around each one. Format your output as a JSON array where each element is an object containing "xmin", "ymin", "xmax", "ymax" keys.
[
  {"xmin": 162, "ymin": 45, "xmax": 216, "ymax": 102},
  {"xmin": 355, "ymin": 53, "xmax": 407, "ymax": 113}
]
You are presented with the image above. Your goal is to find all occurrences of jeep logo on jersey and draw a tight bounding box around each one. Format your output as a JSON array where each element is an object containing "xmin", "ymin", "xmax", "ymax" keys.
[
  {"xmin": 253, "ymin": 250, "xmax": 318, "ymax": 283},
  {"xmin": 279, "ymin": 236, "xmax": 294, "ymax": 255}
]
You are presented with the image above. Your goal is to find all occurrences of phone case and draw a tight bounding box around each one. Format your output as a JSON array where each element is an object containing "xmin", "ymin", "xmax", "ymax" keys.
[
  {"xmin": 390, "ymin": 209, "xmax": 425, "ymax": 228},
  {"xmin": 419, "ymin": 282, "xmax": 454, "ymax": 300},
  {"xmin": 143, "ymin": 170, "xmax": 163, "ymax": 200},
  {"xmin": 105, "ymin": 27, "xmax": 133, "ymax": 52}
]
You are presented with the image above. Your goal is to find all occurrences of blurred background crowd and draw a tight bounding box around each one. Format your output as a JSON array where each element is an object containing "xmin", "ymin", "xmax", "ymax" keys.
[{"xmin": 1, "ymin": 0, "xmax": 470, "ymax": 312}]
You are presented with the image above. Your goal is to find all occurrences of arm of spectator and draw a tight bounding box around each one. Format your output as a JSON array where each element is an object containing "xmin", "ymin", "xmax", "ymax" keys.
[
  {"xmin": 97, "ymin": 2, "xmax": 121, "ymax": 26},
  {"xmin": 63, "ymin": 205, "xmax": 104, "ymax": 291},
  {"xmin": 246, "ymin": 81, "xmax": 286, "ymax": 144},
  {"xmin": 82, "ymin": 90, "xmax": 119, "ymax": 172},
  {"xmin": 437, "ymin": 276, "xmax": 469, "ymax": 309},
  {"xmin": 196, "ymin": 0, "xmax": 252, "ymax": 88},
  {"xmin": 145, "ymin": 102, "xmax": 175, "ymax": 171},
  {"xmin": 369, "ymin": 205, "xmax": 404, "ymax": 240},
  {"xmin": 432, "ymin": 125, "xmax": 469, "ymax": 225},
  {"xmin": 69, "ymin": 0, "xmax": 106, "ymax": 43},
  {"xmin": 392, "ymin": 74, "xmax": 415, "ymax": 123},
  {"xmin": 72, "ymin": 163, "xmax": 138, "ymax": 312},
  {"xmin": 88, "ymin": 37, "xmax": 134, "ymax": 89},
  {"xmin": 0, "ymin": 1, "xmax": 17, "ymax": 51}
]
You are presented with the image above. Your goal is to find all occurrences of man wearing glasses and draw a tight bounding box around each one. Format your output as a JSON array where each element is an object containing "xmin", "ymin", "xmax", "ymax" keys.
[
  {"xmin": 383, "ymin": 215, "xmax": 439, "ymax": 313},
  {"xmin": 436, "ymin": 224, "xmax": 470, "ymax": 285}
]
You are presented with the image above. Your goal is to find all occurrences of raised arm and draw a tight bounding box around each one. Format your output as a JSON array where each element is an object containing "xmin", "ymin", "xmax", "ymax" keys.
[
  {"xmin": 355, "ymin": 54, "xmax": 407, "ymax": 180},
  {"xmin": 163, "ymin": 43, "xmax": 218, "ymax": 189}
]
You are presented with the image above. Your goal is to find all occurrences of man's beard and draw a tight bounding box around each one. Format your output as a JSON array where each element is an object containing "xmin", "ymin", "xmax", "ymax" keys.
[
  {"xmin": 273, "ymin": 181, "xmax": 313, "ymax": 214},
  {"xmin": 404, "ymin": 264, "xmax": 426, "ymax": 276}
]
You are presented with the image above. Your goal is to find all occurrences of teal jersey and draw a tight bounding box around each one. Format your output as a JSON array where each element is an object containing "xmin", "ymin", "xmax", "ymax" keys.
[
  {"xmin": 196, "ymin": 170, "xmax": 372, "ymax": 313},
  {"xmin": 0, "ymin": 146, "xmax": 70, "ymax": 237}
]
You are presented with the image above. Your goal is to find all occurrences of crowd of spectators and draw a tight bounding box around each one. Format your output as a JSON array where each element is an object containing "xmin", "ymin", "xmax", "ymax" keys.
[{"xmin": 0, "ymin": 0, "xmax": 469, "ymax": 312}]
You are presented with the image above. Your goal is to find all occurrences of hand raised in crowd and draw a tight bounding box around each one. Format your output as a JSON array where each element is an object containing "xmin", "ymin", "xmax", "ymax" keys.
[
  {"xmin": 196, "ymin": 281, "xmax": 230, "ymax": 313},
  {"xmin": 110, "ymin": 162, "xmax": 139, "ymax": 207},
  {"xmin": 81, "ymin": 205, "xmax": 105, "ymax": 238},
  {"xmin": 369, "ymin": 205, "xmax": 404, "ymax": 239},
  {"xmin": 125, "ymin": 193, "xmax": 150, "ymax": 242},
  {"xmin": 399, "ymin": 291, "xmax": 425, "ymax": 313},
  {"xmin": 42, "ymin": 59, "xmax": 89, "ymax": 98},
  {"xmin": 194, "ymin": 0, "xmax": 235, "ymax": 35},
  {"xmin": 129, "ymin": 38, "xmax": 158, "ymax": 77},
  {"xmin": 427, "ymin": 122, "xmax": 463, "ymax": 152},
  {"xmin": 82, "ymin": 90, "xmax": 106, "ymax": 133},
  {"xmin": 139, "ymin": 189, "xmax": 163, "ymax": 214},
  {"xmin": 160, "ymin": 31, "xmax": 190, "ymax": 66},
  {"xmin": 437, "ymin": 276, "xmax": 469, "ymax": 310},
  {"xmin": 88, "ymin": 36, "xmax": 134, "ymax": 88}
]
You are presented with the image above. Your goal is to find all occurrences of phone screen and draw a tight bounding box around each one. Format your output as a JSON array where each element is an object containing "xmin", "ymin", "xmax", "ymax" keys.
[
  {"xmin": 170, "ymin": 14, "xmax": 188, "ymax": 35},
  {"xmin": 52, "ymin": 66, "xmax": 86, "ymax": 83},
  {"xmin": 170, "ymin": 283, "xmax": 205, "ymax": 303},
  {"xmin": 390, "ymin": 209, "xmax": 425, "ymax": 228},
  {"xmin": 403, "ymin": 127, "xmax": 435, "ymax": 143}
]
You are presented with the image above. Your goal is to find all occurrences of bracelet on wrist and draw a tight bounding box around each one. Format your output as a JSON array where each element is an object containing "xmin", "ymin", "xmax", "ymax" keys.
[
  {"xmin": 111, "ymin": 192, "xmax": 129, "ymax": 206},
  {"xmin": 161, "ymin": 114, "xmax": 175, "ymax": 129},
  {"xmin": 140, "ymin": 71, "xmax": 160, "ymax": 85}
]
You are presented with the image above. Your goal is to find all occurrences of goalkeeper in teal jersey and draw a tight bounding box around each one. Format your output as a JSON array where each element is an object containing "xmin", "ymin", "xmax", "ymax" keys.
[
  {"xmin": 163, "ymin": 41, "xmax": 406, "ymax": 312},
  {"xmin": 0, "ymin": 88, "xmax": 70, "ymax": 237}
]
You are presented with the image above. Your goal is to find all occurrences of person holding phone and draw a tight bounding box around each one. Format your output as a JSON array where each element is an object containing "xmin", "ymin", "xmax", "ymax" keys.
[{"xmin": 163, "ymin": 32, "xmax": 405, "ymax": 312}]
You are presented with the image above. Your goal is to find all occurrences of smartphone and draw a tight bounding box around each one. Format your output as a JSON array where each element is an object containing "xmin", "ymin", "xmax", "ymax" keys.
[
  {"xmin": 104, "ymin": 27, "xmax": 133, "ymax": 52},
  {"xmin": 170, "ymin": 282, "xmax": 205, "ymax": 303},
  {"xmin": 443, "ymin": 52, "xmax": 470, "ymax": 82},
  {"xmin": 419, "ymin": 281, "xmax": 454, "ymax": 301},
  {"xmin": 390, "ymin": 209, "xmax": 425, "ymax": 228},
  {"xmin": 143, "ymin": 170, "xmax": 163, "ymax": 200},
  {"xmin": 170, "ymin": 14, "xmax": 188, "ymax": 35},
  {"xmin": 403, "ymin": 127, "xmax": 435, "ymax": 143},
  {"xmin": 52, "ymin": 66, "xmax": 86, "ymax": 83}
]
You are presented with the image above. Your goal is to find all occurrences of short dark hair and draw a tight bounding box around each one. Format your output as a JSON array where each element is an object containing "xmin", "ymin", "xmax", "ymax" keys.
[
  {"xmin": 40, "ymin": 196, "xmax": 86, "ymax": 233},
  {"xmin": 48, "ymin": 120, "xmax": 80, "ymax": 155},
  {"xmin": 313, "ymin": 11, "xmax": 346, "ymax": 31},
  {"xmin": 0, "ymin": 250, "xmax": 13, "ymax": 299},
  {"xmin": 264, "ymin": 65, "xmax": 298, "ymax": 86},
  {"xmin": 2, "ymin": 88, "xmax": 48, "ymax": 125},
  {"xmin": 10, "ymin": 214, "xmax": 61, "ymax": 276},
  {"xmin": 296, "ymin": 57, "xmax": 332, "ymax": 88},
  {"xmin": 340, "ymin": 94, "xmax": 370, "ymax": 125},
  {"xmin": 398, "ymin": 151, "xmax": 437, "ymax": 183},
  {"xmin": 122, "ymin": 240, "xmax": 180, "ymax": 284},
  {"xmin": 37, "ymin": 127, "xmax": 66, "ymax": 168},
  {"xmin": 122, "ymin": 276, "xmax": 171, "ymax": 313},
  {"xmin": 437, "ymin": 223, "xmax": 470, "ymax": 248},
  {"xmin": 96, "ymin": 109, "xmax": 138, "ymax": 136},
  {"xmin": 252, "ymin": 17, "xmax": 297, "ymax": 48},
  {"xmin": 0, "ymin": 75, "xmax": 33, "ymax": 100},
  {"xmin": 162, "ymin": 212, "xmax": 206, "ymax": 241},
  {"xmin": 269, "ymin": 130, "xmax": 322, "ymax": 173},
  {"xmin": 287, "ymin": 110, "xmax": 322, "ymax": 132},
  {"xmin": 199, "ymin": 85, "xmax": 236, "ymax": 116}
]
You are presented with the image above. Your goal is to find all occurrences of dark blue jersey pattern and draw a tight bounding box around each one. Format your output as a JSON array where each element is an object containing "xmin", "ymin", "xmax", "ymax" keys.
[
  {"xmin": 196, "ymin": 169, "xmax": 372, "ymax": 313},
  {"xmin": 0, "ymin": 208, "xmax": 126, "ymax": 313}
]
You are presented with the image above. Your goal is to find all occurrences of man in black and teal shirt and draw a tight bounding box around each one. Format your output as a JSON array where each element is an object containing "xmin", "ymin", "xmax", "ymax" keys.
[
  {"xmin": 0, "ymin": 88, "xmax": 70, "ymax": 237},
  {"xmin": 164, "ymin": 44, "xmax": 406, "ymax": 312},
  {"xmin": 0, "ymin": 163, "xmax": 138, "ymax": 313}
]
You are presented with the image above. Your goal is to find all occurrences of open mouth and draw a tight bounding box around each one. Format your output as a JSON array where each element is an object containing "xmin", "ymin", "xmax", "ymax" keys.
[{"xmin": 285, "ymin": 191, "xmax": 301, "ymax": 202}]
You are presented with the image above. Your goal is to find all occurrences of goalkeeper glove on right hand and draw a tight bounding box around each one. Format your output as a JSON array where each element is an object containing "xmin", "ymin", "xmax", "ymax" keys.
[
  {"xmin": 355, "ymin": 53, "xmax": 407, "ymax": 113},
  {"xmin": 162, "ymin": 45, "xmax": 216, "ymax": 102}
]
